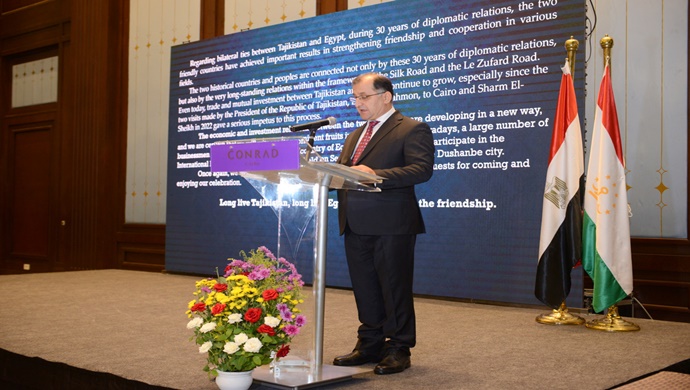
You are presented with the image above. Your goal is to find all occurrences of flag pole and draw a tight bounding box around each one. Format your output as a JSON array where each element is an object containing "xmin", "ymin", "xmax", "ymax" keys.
[
  {"xmin": 535, "ymin": 36, "xmax": 585, "ymax": 326},
  {"xmin": 601, "ymin": 34, "xmax": 613, "ymax": 68},
  {"xmin": 584, "ymin": 35, "xmax": 639, "ymax": 332},
  {"xmin": 565, "ymin": 35, "xmax": 579, "ymax": 74}
]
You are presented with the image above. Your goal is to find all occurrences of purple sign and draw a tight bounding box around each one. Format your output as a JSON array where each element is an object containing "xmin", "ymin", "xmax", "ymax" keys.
[{"xmin": 210, "ymin": 139, "xmax": 300, "ymax": 172}]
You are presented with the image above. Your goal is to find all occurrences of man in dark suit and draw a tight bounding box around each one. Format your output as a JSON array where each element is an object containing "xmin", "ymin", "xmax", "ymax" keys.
[{"xmin": 333, "ymin": 72, "xmax": 434, "ymax": 375}]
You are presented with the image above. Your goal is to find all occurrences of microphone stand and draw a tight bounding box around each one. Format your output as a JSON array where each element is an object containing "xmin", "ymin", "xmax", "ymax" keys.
[
  {"xmin": 308, "ymin": 127, "xmax": 317, "ymax": 148},
  {"xmin": 306, "ymin": 126, "xmax": 318, "ymax": 160}
]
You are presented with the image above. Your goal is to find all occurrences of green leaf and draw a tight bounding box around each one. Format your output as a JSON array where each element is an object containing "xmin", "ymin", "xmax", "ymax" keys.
[{"xmin": 252, "ymin": 355, "xmax": 262, "ymax": 365}]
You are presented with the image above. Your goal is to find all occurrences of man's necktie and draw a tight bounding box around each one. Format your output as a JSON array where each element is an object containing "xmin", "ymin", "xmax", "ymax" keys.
[{"xmin": 351, "ymin": 120, "xmax": 379, "ymax": 164}]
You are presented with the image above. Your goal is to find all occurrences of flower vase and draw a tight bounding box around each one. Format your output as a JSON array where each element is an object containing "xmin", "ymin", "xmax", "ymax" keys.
[{"xmin": 215, "ymin": 370, "xmax": 254, "ymax": 390}]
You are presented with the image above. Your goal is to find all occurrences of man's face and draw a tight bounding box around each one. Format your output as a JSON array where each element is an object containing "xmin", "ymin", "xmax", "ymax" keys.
[{"xmin": 352, "ymin": 76, "xmax": 391, "ymax": 121}]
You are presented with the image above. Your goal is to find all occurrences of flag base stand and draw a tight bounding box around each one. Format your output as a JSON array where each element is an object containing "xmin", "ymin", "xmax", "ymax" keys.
[
  {"xmin": 536, "ymin": 302, "xmax": 585, "ymax": 325},
  {"xmin": 585, "ymin": 305, "xmax": 640, "ymax": 332}
]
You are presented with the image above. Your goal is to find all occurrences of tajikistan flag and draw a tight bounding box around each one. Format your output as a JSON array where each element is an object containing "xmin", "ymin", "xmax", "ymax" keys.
[
  {"xmin": 582, "ymin": 64, "xmax": 633, "ymax": 313},
  {"xmin": 535, "ymin": 60, "xmax": 584, "ymax": 309}
]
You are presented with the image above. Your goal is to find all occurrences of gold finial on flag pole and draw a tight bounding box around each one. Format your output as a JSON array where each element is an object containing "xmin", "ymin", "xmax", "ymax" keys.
[
  {"xmin": 600, "ymin": 35, "xmax": 613, "ymax": 68},
  {"xmin": 565, "ymin": 36, "xmax": 579, "ymax": 74}
]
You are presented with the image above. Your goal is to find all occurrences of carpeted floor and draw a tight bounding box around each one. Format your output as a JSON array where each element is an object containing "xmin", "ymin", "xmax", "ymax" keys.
[
  {"xmin": 1, "ymin": 270, "xmax": 689, "ymax": 389},
  {"xmin": 611, "ymin": 358, "xmax": 690, "ymax": 389}
]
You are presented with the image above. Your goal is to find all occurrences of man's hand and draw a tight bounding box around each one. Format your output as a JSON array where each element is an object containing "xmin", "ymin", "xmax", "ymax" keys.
[{"xmin": 351, "ymin": 164, "xmax": 375, "ymax": 175}]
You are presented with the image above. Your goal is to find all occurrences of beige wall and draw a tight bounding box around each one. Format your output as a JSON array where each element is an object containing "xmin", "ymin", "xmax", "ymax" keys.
[
  {"xmin": 127, "ymin": 0, "xmax": 201, "ymax": 223},
  {"xmin": 584, "ymin": 0, "xmax": 688, "ymax": 238}
]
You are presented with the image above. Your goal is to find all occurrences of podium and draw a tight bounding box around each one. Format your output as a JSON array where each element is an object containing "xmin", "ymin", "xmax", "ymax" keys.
[{"xmin": 210, "ymin": 136, "xmax": 382, "ymax": 389}]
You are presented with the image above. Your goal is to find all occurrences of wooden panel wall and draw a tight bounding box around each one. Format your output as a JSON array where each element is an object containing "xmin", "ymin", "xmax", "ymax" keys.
[
  {"xmin": 1, "ymin": 0, "xmax": 126, "ymax": 272},
  {"xmin": 1, "ymin": 1, "xmax": 67, "ymax": 273},
  {"xmin": 630, "ymin": 239, "xmax": 690, "ymax": 322},
  {"xmin": 6, "ymin": 116, "xmax": 54, "ymax": 267}
]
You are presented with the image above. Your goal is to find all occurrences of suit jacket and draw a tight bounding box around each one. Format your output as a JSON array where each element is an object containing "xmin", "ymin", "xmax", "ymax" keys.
[{"xmin": 336, "ymin": 110, "xmax": 435, "ymax": 235}]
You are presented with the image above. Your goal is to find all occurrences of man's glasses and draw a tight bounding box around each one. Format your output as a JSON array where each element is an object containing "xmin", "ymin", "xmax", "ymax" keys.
[{"xmin": 349, "ymin": 91, "xmax": 385, "ymax": 104}]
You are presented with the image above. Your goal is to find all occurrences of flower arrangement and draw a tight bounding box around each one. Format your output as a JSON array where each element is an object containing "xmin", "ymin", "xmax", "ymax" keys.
[{"xmin": 186, "ymin": 246, "xmax": 306, "ymax": 375}]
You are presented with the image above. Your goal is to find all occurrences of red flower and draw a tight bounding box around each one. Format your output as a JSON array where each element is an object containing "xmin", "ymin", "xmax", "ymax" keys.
[
  {"xmin": 244, "ymin": 307, "xmax": 262, "ymax": 323},
  {"xmin": 262, "ymin": 289, "xmax": 279, "ymax": 301},
  {"xmin": 276, "ymin": 344, "xmax": 290, "ymax": 358},
  {"xmin": 190, "ymin": 302, "xmax": 206, "ymax": 312},
  {"xmin": 257, "ymin": 324, "xmax": 275, "ymax": 336},
  {"xmin": 213, "ymin": 283, "xmax": 228, "ymax": 292},
  {"xmin": 224, "ymin": 264, "xmax": 232, "ymax": 274},
  {"xmin": 211, "ymin": 303, "xmax": 226, "ymax": 316}
]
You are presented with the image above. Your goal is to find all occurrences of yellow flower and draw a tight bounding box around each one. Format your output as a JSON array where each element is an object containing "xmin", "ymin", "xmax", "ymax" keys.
[
  {"xmin": 196, "ymin": 279, "xmax": 217, "ymax": 289},
  {"xmin": 230, "ymin": 299, "xmax": 248, "ymax": 309},
  {"xmin": 215, "ymin": 293, "xmax": 230, "ymax": 304},
  {"xmin": 245, "ymin": 287, "xmax": 259, "ymax": 297},
  {"xmin": 229, "ymin": 274, "xmax": 249, "ymax": 283},
  {"xmin": 281, "ymin": 295, "xmax": 297, "ymax": 305}
]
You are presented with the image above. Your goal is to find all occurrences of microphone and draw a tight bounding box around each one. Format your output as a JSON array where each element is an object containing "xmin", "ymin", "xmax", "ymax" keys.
[{"xmin": 289, "ymin": 117, "xmax": 336, "ymax": 132}]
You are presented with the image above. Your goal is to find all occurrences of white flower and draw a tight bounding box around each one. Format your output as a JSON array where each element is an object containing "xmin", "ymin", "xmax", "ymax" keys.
[
  {"xmin": 243, "ymin": 337, "xmax": 262, "ymax": 353},
  {"xmin": 199, "ymin": 322, "xmax": 217, "ymax": 333},
  {"xmin": 264, "ymin": 315, "xmax": 281, "ymax": 328},
  {"xmin": 199, "ymin": 341, "xmax": 212, "ymax": 353},
  {"xmin": 234, "ymin": 333, "xmax": 249, "ymax": 345},
  {"xmin": 227, "ymin": 313, "xmax": 243, "ymax": 324},
  {"xmin": 186, "ymin": 317, "xmax": 203, "ymax": 329},
  {"xmin": 223, "ymin": 342, "xmax": 240, "ymax": 354}
]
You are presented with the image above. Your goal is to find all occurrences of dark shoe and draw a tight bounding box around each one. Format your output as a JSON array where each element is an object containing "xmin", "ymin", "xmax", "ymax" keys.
[
  {"xmin": 374, "ymin": 349, "xmax": 411, "ymax": 375},
  {"xmin": 333, "ymin": 350, "xmax": 380, "ymax": 366}
]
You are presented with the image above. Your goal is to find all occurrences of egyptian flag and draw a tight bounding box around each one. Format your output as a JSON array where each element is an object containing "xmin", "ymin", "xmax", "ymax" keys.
[
  {"xmin": 582, "ymin": 64, "xmax": 633, "ymax": 313},
  {"xmin": 535, "ymin": 60, "xmax": 584, "ymax": 309}
]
